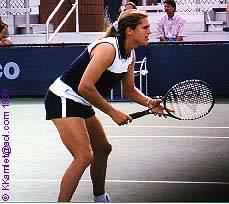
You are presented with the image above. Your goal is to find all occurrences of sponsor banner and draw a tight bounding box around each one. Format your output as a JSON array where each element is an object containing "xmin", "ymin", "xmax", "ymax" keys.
[{"xmin": 0, "ymin": 42, "xmax": 229, "ymax": 97}]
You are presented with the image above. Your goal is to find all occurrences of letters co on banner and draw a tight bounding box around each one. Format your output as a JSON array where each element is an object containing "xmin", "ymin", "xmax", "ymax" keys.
[{"xmin": 0, "ymin": 62, "xmax": 20, "ymax": 80}]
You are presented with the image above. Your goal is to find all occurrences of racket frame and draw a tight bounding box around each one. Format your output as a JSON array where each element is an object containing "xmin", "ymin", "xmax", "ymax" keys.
[
  {"xmin": 130, "ymin": 79, "xmax": 215, "ymax": 120},
  {"xmin": 163, "ymin": 79, "xmax": 215, "ymax": 120}
]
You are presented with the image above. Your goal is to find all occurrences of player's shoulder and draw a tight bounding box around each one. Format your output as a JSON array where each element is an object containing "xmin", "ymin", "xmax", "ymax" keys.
[
  {"xmin": 89, "ymin": 37, "xmax": 117, "ymax": 48},
  {"xmin": 99, "ymin": 36, "xmax": 117, "ymax": 44},
  {"xmin": 93, "ymin": 42, "xmax": 116, "ymax": 54},
  {"xmin": 88, "ymin": 37, "xmax": 117, "ymax": 53}
]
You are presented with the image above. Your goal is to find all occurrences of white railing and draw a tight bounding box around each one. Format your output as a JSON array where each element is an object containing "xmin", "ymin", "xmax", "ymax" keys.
[
  {"xmin": 135, "ymin": 57, "xmax": 148, "ymax": 96},
  {"xmin": 110, "ymin": 57, "xmax": 148, "ymax": 100},
  {"xmin": 46, "ymin": 0, "xmax": 79, "ymax": 43}
]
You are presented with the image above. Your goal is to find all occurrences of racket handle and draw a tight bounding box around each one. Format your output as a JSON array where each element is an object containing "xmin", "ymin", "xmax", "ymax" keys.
[{"xmin": 129, "ymin": 109, "xmax": 151, "ymax": 119}]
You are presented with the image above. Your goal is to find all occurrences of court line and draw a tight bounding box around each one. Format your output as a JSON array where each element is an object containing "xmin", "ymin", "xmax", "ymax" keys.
[
  {"xmin": 12, "ymin": 179, "xmax": 229, "ymax": 185},
  {"xmin": 97, "ymin": 180, "xmax": 229, "ymax": 185},
  {"xmin": 105, "ymin": 125, "xmax": 229, "ymax": 129},
  {"xmin": 108, "ymin": 135, "xmax": 229, "ymax": 139}
]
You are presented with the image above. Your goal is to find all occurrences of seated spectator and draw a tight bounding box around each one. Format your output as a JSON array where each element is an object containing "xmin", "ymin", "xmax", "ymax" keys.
[
  {"xmin": 104, "ymin": 1, "xmax": 137, "ymax": 31},
  {"xmin": 117, "ymin": 1, "xmax": 137, "ymax": 17},
  {"xmin": 123, "ymin": 2, "xmax": 137, "ymax": 11},
  {"xmin": 156, "ymin": 0, "xmax": 185, "ymax": 41},
  {"xmin": 114, "ymin": 1, "xmax": 137, "ymax": 28},
  {"xmin": 0, "ymin": 16, "xmax": 12, "ymax": 46},
  {"xmin": 128, "ymin": 0, "xmax": 138, "ymax": 6}
]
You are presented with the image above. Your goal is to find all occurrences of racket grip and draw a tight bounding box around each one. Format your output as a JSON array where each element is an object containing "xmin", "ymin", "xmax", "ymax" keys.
[{"xmin": 129, "ymin": 109, "xmax": 151, "ymax": 119}]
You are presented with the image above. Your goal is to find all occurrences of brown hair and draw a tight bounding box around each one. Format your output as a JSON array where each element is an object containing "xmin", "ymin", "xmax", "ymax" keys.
[{"xmin": 104, "ymin": 10, "xmax": 148, "ymax": 39}]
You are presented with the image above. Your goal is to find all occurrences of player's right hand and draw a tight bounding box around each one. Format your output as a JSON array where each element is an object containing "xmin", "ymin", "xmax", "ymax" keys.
[{"xmin": 109, "ymin": 109, "xmax": 132, "ymax": 126}]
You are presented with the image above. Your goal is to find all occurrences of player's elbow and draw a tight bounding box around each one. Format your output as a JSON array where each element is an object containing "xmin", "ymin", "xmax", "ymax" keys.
[
  {"xmin": 78, "ymin": 81, "xmax": 94, "ymax": 97},
  {"xmin": 123, "ymin": 86, "xmax": 135, "ymax": 98}
]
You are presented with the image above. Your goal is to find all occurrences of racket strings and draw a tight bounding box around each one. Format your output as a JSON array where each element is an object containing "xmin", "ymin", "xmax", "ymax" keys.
[{"xmin": 165, "ymin": 80, "xmax": 214, "ymax": 120}]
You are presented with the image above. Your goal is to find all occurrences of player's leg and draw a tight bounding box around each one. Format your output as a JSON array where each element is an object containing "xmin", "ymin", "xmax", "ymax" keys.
[
  {"xmin": 52, "ymin": 117, "xmax": 93, "ymax": 202},
  {"xmin": 85, "ymin": 115, "xmax": 112, "ymax": 198}
]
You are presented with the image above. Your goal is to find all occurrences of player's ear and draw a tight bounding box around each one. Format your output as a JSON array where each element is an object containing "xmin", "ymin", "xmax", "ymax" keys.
[{"xmin": 126, "ymin": 27, "xmax": 134, "ymax": 36}]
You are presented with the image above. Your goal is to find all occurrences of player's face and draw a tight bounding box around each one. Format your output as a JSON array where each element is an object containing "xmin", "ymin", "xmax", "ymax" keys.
[{"xmin": 132, "ymin": 17, "xmax": 151, "ymax": 46}]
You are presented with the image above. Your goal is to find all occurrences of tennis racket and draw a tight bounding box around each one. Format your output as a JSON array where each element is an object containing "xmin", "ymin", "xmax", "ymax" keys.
[{"xmin": 130, "ymin": 79, "xmax": 215, "ymax": 120}]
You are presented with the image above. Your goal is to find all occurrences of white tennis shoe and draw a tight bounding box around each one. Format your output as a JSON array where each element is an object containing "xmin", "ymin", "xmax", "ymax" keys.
[{"xmin": 94, "ymin": 192, "xmax": 111, "ymax": 202}]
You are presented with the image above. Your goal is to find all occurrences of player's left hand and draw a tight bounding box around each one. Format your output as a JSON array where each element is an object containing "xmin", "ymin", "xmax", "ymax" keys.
[{"xmin": 147, "ymin": 98, "xmax": 166, "ymax": 117}]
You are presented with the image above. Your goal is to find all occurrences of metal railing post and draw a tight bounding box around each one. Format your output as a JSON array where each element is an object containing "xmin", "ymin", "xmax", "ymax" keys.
[
  {"xmin": 75, "ymin": 0, "xmax": 79, "ymax": 32},
  {"xmin": 6, "ymin": 0, "xmax": 10, "ymax": 15},
  {"xmin": 24, "ymin": 0, "xmax": 30, "ymax": 34}
]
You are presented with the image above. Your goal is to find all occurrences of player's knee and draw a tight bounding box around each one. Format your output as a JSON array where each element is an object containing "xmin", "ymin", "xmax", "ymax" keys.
[{"xmin": 76, "ymin": 149, "xmax": 94, "ymax": 167}]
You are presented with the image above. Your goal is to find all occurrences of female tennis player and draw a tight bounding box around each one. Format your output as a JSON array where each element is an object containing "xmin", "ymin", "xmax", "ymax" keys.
[{"xmin": 44, "ymin": 10, "xmax": 165, "ymax": 202}]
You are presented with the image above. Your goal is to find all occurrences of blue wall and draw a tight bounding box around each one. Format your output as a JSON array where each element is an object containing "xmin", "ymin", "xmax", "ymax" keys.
[
  {"xmin": 0, "ymin": 44, "xmax": 86, "ymax": 96},
  {"xmin": 0, "ymin": 42, "xmax": 228, "ymax": 98},
  {"xmin": 141, "ymin": 42, "xmax": 229, "ymax": 97}
]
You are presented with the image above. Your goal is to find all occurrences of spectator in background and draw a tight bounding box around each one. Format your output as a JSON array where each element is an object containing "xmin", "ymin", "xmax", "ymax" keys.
[
  {"xmin": 0, "ymin": 16, "xmax": 12, "ymax": 46},
  {"xmin": 115, "ymin": 2, "xmax": 138, "ymax": 29},
  {"xmin": 123, "ymin": 2, "xmax": 137, "ymax": 11},
  {"xmin": 156, "ymin": 0, "xmax": 185, "ymax": 41},
  {"xmin": 117, "ymin": 2, "xmax": 137, "ymax": 16},
  {"xmin": 104, "ymin": 0, "xmax": 123, "ymax": 23},
  {"xmin": 104, "ymin": 1, "xmax": 137, "ymax": 31},
  {"xmin": 129, "ymin": 0, "xmax": 139, "ymax": 5}
]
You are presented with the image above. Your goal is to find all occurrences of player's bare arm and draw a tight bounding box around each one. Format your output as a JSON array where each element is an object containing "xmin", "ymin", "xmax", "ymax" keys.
[{"xmin": 78, "ymin": 43, "xmax": 131, "ymax": 125}]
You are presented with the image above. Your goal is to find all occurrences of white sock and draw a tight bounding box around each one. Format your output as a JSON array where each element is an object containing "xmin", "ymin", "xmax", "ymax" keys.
[{"xmin": 94, "ymin": 192, "xmax": 111, "ymax": 202}]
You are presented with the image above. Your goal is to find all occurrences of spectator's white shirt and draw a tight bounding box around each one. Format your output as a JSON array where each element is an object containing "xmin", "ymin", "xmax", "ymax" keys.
[{"xmin": 157, "ymin": 14, "xmax": 186, "ymax": 39}]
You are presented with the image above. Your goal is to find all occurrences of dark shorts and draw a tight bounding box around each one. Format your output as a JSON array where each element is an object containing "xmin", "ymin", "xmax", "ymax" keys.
[{"xmin": 44, "ymin": 90, "xmax": 95, "ymax": 120}]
